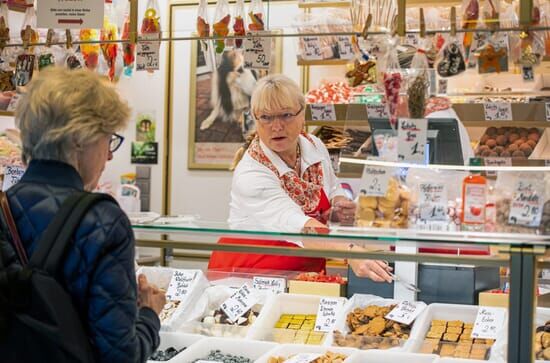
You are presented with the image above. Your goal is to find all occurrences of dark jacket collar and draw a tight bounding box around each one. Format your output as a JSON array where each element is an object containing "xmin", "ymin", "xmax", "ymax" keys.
[{"xmin": 20, "ymin": 159, "xmax": 84, "ymax": 190}]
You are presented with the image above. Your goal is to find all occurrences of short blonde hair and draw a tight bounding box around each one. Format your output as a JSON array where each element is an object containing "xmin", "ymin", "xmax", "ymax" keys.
[
  {"xmin": 250, "ymin": 74, "xmax": 305, "ymax": 117},
  {"xmin": 16, "ymin": 67, "xmax": 130, "ymax": 165}
]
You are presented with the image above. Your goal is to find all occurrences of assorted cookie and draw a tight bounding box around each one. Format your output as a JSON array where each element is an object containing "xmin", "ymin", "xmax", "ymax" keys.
[
  {"xmin": 535, "ymin": 322, "xmax": 550, "ymax": 360},
  {"xmin": 355, "ymin": 178, "xmax": 410, "ymax": 228}
]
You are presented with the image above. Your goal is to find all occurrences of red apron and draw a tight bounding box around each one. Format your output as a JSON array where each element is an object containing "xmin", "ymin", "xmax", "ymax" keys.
[{"xmin": 208, "ymin": 189, "xmax": 331, "ymax": 272}]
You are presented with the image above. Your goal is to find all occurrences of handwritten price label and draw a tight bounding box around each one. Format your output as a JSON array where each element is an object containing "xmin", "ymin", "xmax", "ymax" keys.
[
  {"xmin": 360, "ymin": 166, "xmax": 391, "ymax": 197},
  {"xmin": 136, "ymin": 33, "xmax": 160, "ymax": 71},
  {"xmin": 471, "ymin": 307, "xmax": 506, "ymax": 339},
  {"xmin": 310, "ymin": 104, "xmax": 336, "ymax": 121},
  {"xmin": 386, "ymin": 301, "xmax": 426, "ymax": 325},
  {"xmin": 438, "ymin": 79, "xmax": 448, "ymax": 94},
  {"xmin": 366, "ymin": 103, "xmax": 389, "ymax": 119},
  {"xmin": 252, "ymin": 276, "xmax": 285, "ymax": 294},
  {"xmin": 418, "ymin": 183, "xmax": 447, "ymax": 221},
  {"xmin": 484, "ymin": 157, "xmax": 511, "ymax": 178},
  {"xmin": 314, "ymin": 297, "xmax": 345, "ymax": 332},
  {"xmin": 337, "ymin": 36, "xmax": 353, "ymax": 59},
  {"xmin": 545, "ymin": 103, "xmax": 550, "ymax": 122},
  {"xmin": 302, "ymin": 36, "xmax": 323, "ymax": 60},
  {"xmin": 2, "ymin": 165, "xmax": 25, "ymax": 192},
  {"xmin": 220, "ymin": 284, "xmax": 257, "ymax": 323},
  {"xmin": 397, "ymin": 118, "xmax": 428, "ymax": 164},
  {"xmin": 484, "ymin": 103, "xmax": 512, "ymax": 121},
  {"xmin": 508, "ymin": 180, "xmax": 544, "ymax": 227},
  {"xmin": 165, "ymin": 270, "xmax": 198, "ymax": 302},
  {"xmin": 244, "ymin": 32, "xmax": 271, "ymax": 70}
]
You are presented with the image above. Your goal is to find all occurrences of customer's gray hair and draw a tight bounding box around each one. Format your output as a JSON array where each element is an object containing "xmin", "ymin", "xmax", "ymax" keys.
[{"xmin": 15, "ymin": 67, "xmax": 130, "ymax": 166}]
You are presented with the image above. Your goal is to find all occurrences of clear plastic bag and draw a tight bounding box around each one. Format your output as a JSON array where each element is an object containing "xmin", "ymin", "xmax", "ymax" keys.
[
  {"xmin": 233, "ymin": 0, "xmax": 246, "ymax": 48},
  {"xmin": 436, "ymin": 36, "xmax": 466, "ymax": 77},
  {"xmin": 121, "ymin": 2, "xmax": 135, "ymax": 77},
  {"xmin": 213, "ymin": 0, "xmax": 231, "ymax": 53},
  {"xmin": 248, "ymin": 0, "xmax": 265, "ymax": 31},
  {"xmin": 461, "ymin": 0, "xmax": 479, "ymax": 62},
  {"xmin": 101, "ymin": 1, "xmax": 119, "ymax": 81},
  {"xmin": 141, "ymin": 0, "xmax": 161, "ymax": 34},
  {"xmin": 379, "ymin": 36, "xmax": 403, "ymax": 129}
]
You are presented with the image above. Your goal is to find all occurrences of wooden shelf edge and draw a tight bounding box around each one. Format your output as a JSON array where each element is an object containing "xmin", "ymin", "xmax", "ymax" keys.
[
  {"xmin": 0, "ymin": 111, "xmax": 14, "ymax": 117},
  {"xmin": 298, "ymin": 1, "xmax": 350, "ymax": 8},
  {"xmin": 297, "ymin": 58, "xmax": 350, "ymax": 66}
]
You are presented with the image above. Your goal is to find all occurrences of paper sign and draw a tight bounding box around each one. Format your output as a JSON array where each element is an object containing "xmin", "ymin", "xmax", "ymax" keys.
[
  {"xmin": 438, "ymin": 79, "xmax": 448, "ymax": 94},
  {"xmin": 360, "ymin": 166, "xmax": 392, "ymax": 197},
  {"xmin": 253, "ymin": 276, "xmax": 285, "ymax": 294},
  {"xmin": 310, "ymin": 104, "xmax": 336, "ymax": 121},
  {"xmin": 545, "ymin": 103, "xmax": 550, "ymax": 122},
  {"xmin": 397, "ymin": 118, "xmax": 428, "ymax": 164},
  {"xmin": 244, "ymin": 32, "xmax": 271, "ymax": 69},
  {"xmin": 366, "ymin": 103, "xmax": 389, "ymax": 119},
  {"xmin": 314, "ymin": 297, "xmax": 345, "ymax": 332},
  {"xmin": 283, "ymin": 353, "xmax": 322, "ymax": 363},
  {"xmin": 484, "ymin": 157, "xmax": 511, "ymax": 177},
  {"xmin": 136, "ymin": 34, "xmax": 160, "ymax": 71},
  {"xmin": 471, "ymin": 307, "xmax": 506, "ymax": 339},
  {"xmin": 165, "ymin": 270, "xmax": 198, "ymax": 302},
  {"xmin": 386, "ymin": 301, "xmax": 426, "ymax": 325},
  {"xmin": 522, "ymin": 66, "xmax": 535, "ymax": 82},
  {"xmin": 508, "ymin": 180, "xmax": 544, "ymax": 227},
  {"xmin": 405, "ymin": 34, "xmax": 419, "ymax": 46},
  {"xmin": 37, "ymin": 0, "xmax": 103, "ymax": 29},
  {"xmin": 418, "ymin": 183, "xmax": 447, "ymax": 221},
  {"xmin": 220, "ymin": 284, "xmax": 257, "ymax": 323},
  {"xmin": 2, "ymin": 165, "xmax": 25, "ymax": 192},
  {"xmin": 337, "ymin": 36, "xmax": 354, "ymax": 59},
  {"xmin": 484, "ymin": 103, "xmax": 512, "ymax": 121},
  {"xmin": 302, "ymin": 36, "xmax": 323, "ymax": 60},
  {"xmin": 6, "ymin": 93, "xmax": 21, "ymax": 112}
]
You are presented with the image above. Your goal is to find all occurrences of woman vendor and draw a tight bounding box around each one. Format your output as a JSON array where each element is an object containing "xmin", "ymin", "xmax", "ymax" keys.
[{"xmin": 208, "ymin": 75, "xmax": 392, "ymax": 282}]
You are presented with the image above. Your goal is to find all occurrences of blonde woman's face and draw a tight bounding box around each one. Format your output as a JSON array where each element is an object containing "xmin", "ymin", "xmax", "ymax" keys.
[{"xmin": 255, "ymin": 105, "xmax": 305, "ymax": 154}]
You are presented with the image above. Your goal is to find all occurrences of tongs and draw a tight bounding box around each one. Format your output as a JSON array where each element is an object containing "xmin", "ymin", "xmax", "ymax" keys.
[{"xmin": 387, "ymin": 270, "xmax": 421, "ymax": 293}]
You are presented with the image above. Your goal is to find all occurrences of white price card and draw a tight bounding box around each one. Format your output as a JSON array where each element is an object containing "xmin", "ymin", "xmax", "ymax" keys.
[
  {"xmin": 418, "ymin": 183, "xmax": 447, "ymax": 221},
  {"xmin": 471, "ymin": 307, "xmax": 506, "ymax": 340},
  {"xmin": 7, "ymin": 93, "xmax": 22, "ymax": 112},
  {"xmin": 283, "ymin": 353, "xmax": 322, "ymax": 363},
  {"xmin": 37, "ymin": 0, "xmax": 103, "ymax": 29},
  {"xmin": 136, "ymin": 34, "xmax": 160, "ymax": 71},
  {"xmin": 252, "ymin": 276, "xmax": 285, "ymax": 294},
  {"xmin": 484, "ymin": 157, "xmax": 511, "ymax": 177},
  {"xmin": 220, "ymin": 284, "xmax": 258, "ymax": 323},
  {"xmin": 484, "ymin": 103, "xmax": 512, "ymax": 121},
  {"xmin": 545, "ymin": 103, "xmax": 550, "ymax": 122},
  {"xmin": 405, "ymin": 34, "xmax": 419, "ymax": 46},
  {"xmin": 397, "ymin": 118, "xmax": 428, "ymax": 164},
  {"xmin": 337, "ymin": 36, "xmax": 354, "ymax": 59},
  {"xmin": 360, "ymin": 165, "xmax": 392, "ymax": 197},
  {"xmin": 385, "ymin": 301, "xmax": 426, "ymax": 326},
  {"xmin": 508, "ymin": 180, "xmax": 544, "ymax": 227},
  {"xmin": 438, "ymin": 79, "xmax": 448, "ymax": 94},
  {"xmin": 244, "ymin": 32, "xmax": 271, "ymax": 70},
  {"xmin": 366, "ymin": 103, "xmax": 389, "ymax": 119},
  {"xmin": 310, "ymin": 104, "xmax": 336, "ymax": 121},
  {"xmin": 2, "ymin": 165, "xmax": 25, "ymax": 192},
  {"xmin": 314, "ymin": 297, "xmax": 345, "ymax": 332},
  {"xmin": 165, "ymin": 270, "xmax": 198, "ymax": 302},
  {"xmin": 302, "ymin": 36, "xmax": 323, "ymax": 60}
]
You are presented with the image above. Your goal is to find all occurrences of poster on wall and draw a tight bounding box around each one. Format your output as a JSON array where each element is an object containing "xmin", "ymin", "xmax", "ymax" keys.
[
  {"xmin": 187, "ymin": 34, "xmax": 282, "ymax": 170},
  {"xmin": 131, "ymin": 141, "xmax": 158, "ymax": 164},
  {"xmin": 136, "ymin": 111, "xmax": 156, "ymax": 142}
]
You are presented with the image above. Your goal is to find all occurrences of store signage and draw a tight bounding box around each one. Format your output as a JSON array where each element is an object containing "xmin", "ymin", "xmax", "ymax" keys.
[
  {"xmin": 508, "ymin": 179, "xmax": 544, "ymax": 227},
  {"xmin": 545, "ymin": 103, "xmax": 550, "ymax": 122},
  {"xmin": 418, "ymin": 183, "xmax": 447, "ymax": 221},
  {"xmin": 310, "ymin": 104, "xmax": 336, "ymax": 121},
  {"xmin": 2, "ymin": 165, "xmax": 25, "ymax": 192},
  {"xmin": 360, "ymin": 165, "xmax": 391, "ymax": 197},
  {"xmin": 471, "ymin": 307, "xmax": 505, "ymax": 340},
  {"xmin": 6, "ymin": 93, "xmax": 21, "ymax": 112},
  {"xmin": 397, "ymin": 118, "xmax": 427, "ymax": 164},
  {"xmin": 404, "ymin": 34, "xmax": 419, "ymax": 47},
  {"xmin": 366, "ymin": 103, "xmax": 389, "ymax": 119},
  {"xmin": 165, "ymin": 270, "xmax": 198, "ymax": 302},
  {"xmin": 302, "ymin": 36, "xmax": 323, "ymax": 60},
  {"xmin": 220, "ymin": 284, "xmax": 258, "ymax": 323},
  {"xmin": 37, "ymin": 0, "xmax": 103, "ymax": 29},
  {"xmin": 244, "ymin": 32, "xmax": 271, "ymax": 69},
  {"xmin": 252, "ymin": 276, "xmax": 285, "ymax": 294},
  {"xmin": 484, "ymin": 103, "xmax": 512, "ymax": 121},
  {"xmin": 386, "ymin": 301, "xmax": 426, "ymax": 325},
  {"xmin": 484, "ymin": 157, "xmax": 511, "ymax": 177},
  {"xmin": 337, "ymin": 36, "xmax": 354, "ymax": 59},
  {"xmin": 283, "ymin": 353, "xmax": 322, "ymax": 363},
  {"xmin": 314, "ymin": 297, "xmax": 345, "ymax": 332},
  {"xmin": 438, "ymin": 79, "xmax": 448, "ymax": 94},
  {"xmin": 136, "ymin": 34, "xmax": 160, "ymax": 71}
]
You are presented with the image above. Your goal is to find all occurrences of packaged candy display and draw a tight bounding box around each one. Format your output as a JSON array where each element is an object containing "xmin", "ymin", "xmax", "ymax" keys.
[
  {"xmin": 0, "ymin": 129, "xmax": 22, "ymax": 173},
  {"xmin": 65, "ymin": 49, "xmax": 83, "ymax": 70},
  {"xmin": 294, "ymin": 272, "xmax": 345, "ymax": 284},
  {"xmin": 79, "ymin": 29, "xmax": 100, "ymax": 70},
  {"xmin": 14, "ymin": 53, "xmax": 34, "ymax": 86},
  {"xmin": 201, "ymin": 308, "xmax": 258, "ymax": 327},
  {"xmin": 424, "ymin": 96, "xmax": 452, "ymax": 115},
  {"xmin": 482, "ymin": 0, "xmax": 499, "ymax": 30},
  {"xmin": 101, "ymin": 1, "xmax": 119, "ymax": 82},
  {"xmin": 20, "ymin": 5, "xmax": 39, "ymax": 53},
  {"xmin": 268, "ymin": 351, "xmax": 348, "ymax": 363},
  {"xmin": 273, "ymin": 314, "xmax": 325, "ymax": 344},
  {"xmin": 474, "ymin": 127, "xmax": 541, "ymax": 158},
  {"xmin": 149, "ymin": 347, "xmax": 186, "ymax": 361},
  {"xmin": 478, "ymin": 42, "xmax": 508, "ymax": 74},
  {"xmin": 248, "ymin": 0, "xmax": 265, "ymax": 31},
  {"xmin": 192, "ymin": 350, "xmax": 252, "ymax": 363},
  {"xmin": 461, "ymin": 0, "xmax": 479, "ymax": 62},
  {"xmin": 305, "ymin": 82, "xmax": 355, "ymax": 104},
  {"xmin": 213, "ymin": 0, "xmax": 231, "ymax": 53},
  {"xmin": 121, "ymin": 10, "xmax": 135, "ymax": 77},
  {"xmin": 346, "ymin": 60, "xmax": 377, "ymax": 86},
  {"xmin": 197, "ymin": 0, "xmax": 210, "ymax": 51},
  {"xmin": 37, "ymin": 52, "xmax": 54, "ymax": 70},
  {"xmin": 535, "ymin": 321, "xmax": 550, "ymax": 360},
  {"xmin": 436, "ymin": 37, "xmax": 466, "ymax": 77},
  {"xmin": 0, "ymin": 70, "xmax": 14, "ymax": 92},
  {"xmin": 233, "ymin": 0, "xmax": 246, "ymax": 48},
  {"xmin": 420, "ymin": 320, "xmax": 494, "ymax": 359},
  {"xmin": 141, "ymin": 0, "xmax": 161, "ymax": 35}
]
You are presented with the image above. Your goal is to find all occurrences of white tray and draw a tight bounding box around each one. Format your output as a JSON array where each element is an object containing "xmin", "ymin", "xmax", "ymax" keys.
[
  {"xmin": 436, "ymin": 358, "xmax": 491, "ymax": 363},
  {"xmin": 534, "ymin": 307, "xmax": 550, "ymax": 363},
  {"xmin": 147, "ymin": 332, "xmax": 204, "ymax": 363},
  {"xmin": 255, "ymin": 344, "xmax": 356, "ymax": 363},
  {"xmin": 408, "ymin": 303, "xmax": 507, "ymax": 362},
  {"xmin": 347, "ymin": 350, "xmax": 438, "ymax": 363},
  {"xmin": 171, "ymin": 337, "xmax": 277, "ymax": 363}
]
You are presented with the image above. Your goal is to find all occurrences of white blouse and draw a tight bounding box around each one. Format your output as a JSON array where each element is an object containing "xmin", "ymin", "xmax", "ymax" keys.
[{"xmin": 228, "ymin": 134, "xmax": 346, "ymax": 232}]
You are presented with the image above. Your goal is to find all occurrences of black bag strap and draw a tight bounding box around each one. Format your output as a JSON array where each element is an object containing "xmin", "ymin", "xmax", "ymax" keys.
[{"xmin": 29, "ymin": 192, "xmax": 117, "ymax": 275}]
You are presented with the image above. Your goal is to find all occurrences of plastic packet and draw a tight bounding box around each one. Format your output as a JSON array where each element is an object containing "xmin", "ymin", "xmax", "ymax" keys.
[
  {"xmin": 233, "ymin": 0, "xmax": 246, "ymax": 48},
  {"xmin": 65, "ymin": 48, "xmax": 84, "ymax": 70},
  {"xmin": 295, "ymin": 12, "xmax": 334, "ymax": 60},
  {"xmin": 346, "ymin": 59, "xmax": 377, "ymax": 86},
  {"xmin": 436, "ymin": 36, "xmax": 466, "ymax": 77},
  {"xmin": 248, "ymin": 0, "xmax": 265, "ymax": 31},
  {"xmin": 141, "ymin": 0, "xmax": 161, "ymax": 35},
  {"xmin": 408, "ymin": 38, "xmax": 430, "ymax": 119},
  {"xmin": 121, "ymin": 2, "xmax": 135, "ymax": 77},
  {"xmin": 482, "ymin": 0, "xmax": 500, "ymax": 30},
  {"xmin": 101, "ymin": 1, "xmax": 119, "ymax": 81},
  {"xmin": 20, "ymin": 4, "xmax": 39, "ymax": 54},
  {"xmin": 477, "ymin": 34, "xmax": 509, "ymax": 74},
  {"xmin": 379, "ymin": 36, "xmax": 402, "ymax": 129},
  {"xmin": 79, "ymin": 28, "xmax": 100, "ymax": 70},
  {"xmin": 14, "ymin": 53, "xmax": 35, "ymax": 86},
  {"xmin": 197, "ymin": 0, "xmax": 210, "ymax": 51},
  {"xmin": 213, "ymin": 0, "xmax": 231, "ymax": 53},
  {"xmin": 461, "ymin": 0, "xmax": 479, "ymax": 62}
]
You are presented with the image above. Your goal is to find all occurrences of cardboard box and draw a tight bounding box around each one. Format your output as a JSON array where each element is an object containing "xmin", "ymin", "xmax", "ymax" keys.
[
  {"xmin": 288, "ymin": 280, "xmax": 346, "ymax": 297},
  {"xmin": 479, "ymin": 289, "xmax": 550, "ymax": 308}
]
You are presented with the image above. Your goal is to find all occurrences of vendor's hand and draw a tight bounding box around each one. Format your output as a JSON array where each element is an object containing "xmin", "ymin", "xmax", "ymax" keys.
[
  {"xmin": 330, "ymin": 196, "xmax": 356, "ymax": 225},
  {"xmin": 137, "ymin": 274, "xmax": 166, "ymax": 316},
  {"xmin": 349, "ymin": 259, "xmax": 393, "ymax": 283}
]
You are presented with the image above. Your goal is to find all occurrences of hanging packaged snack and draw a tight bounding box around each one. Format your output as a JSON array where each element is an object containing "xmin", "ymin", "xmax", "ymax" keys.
[
  {"xmin": 141, "ymin": 0, "xmax": 161, "ymax": 35},
  {"xmin": 0, "ymin": 0, "xmax": 9, "ymax": 47},
  {"xmin": 233, "ymin": 0, "xmax": 246, "ymax": 48},
  {"xmin": 518, "ymin": 0, "xmax": 543, "ymax": 69},
  {"xmin": 38, "ymin": 29, "xmax": 55, "ymax": 71},
  {"xmin": 482, "ymin": 0, "xmax": 499, "ymax": 31},
  {"xmin": 248, "ymin": 0, "xmax": 265, "ymax": 31},
  {"xmin": 64, "ymin": 30, "xmax": 83, "ymax": 70},
  {"xmin": 197, "ymin": 0, "xmax": 210, "ymax": 51},
  {"xmin": 408, "ymin": 38, "xmax": 430, "ymax": 119},
  {"xmin": 379, "ymin": 36, "xmax": 402, "ymax": 130},
  {"xmin": 121, "ymin": 1, "xmax": 135, "ymax": 77},
  {"xmin": 20, "ymin": 4, "xmax": 39, "ymax": 54},
  {"xmin": 346, "ymin": 59, "xmax": 377, "ymax": 86},
  {"xmin": 213, "ymin": 0, "xmax": 231, "ymax": 53},
  {"xmin": 14, "ymin": 53, "xmax": 35, "ymax": 86},
  {"xmin": 79, "ymin": 28, "xmax": 100, "ymax": 70},
  {"xmin": 101, "ymin": 1, "xmax": 119, "ymax": 81},
  {"xmin": 436, "ymin": 37, "xmax": 466, "ymax": 77},
  {"xmin": 461, "ymin": 0, "xmax": 479, "ymax": 63},
  {"xmin": 478, "ymin": 34, "xmax": 508, "ymax": 74}
]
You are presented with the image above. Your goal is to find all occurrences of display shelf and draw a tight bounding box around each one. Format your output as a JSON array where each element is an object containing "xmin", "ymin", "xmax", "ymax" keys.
[
  {"xmin": 0, "ymin": 111, "xmax": 14, "ymax": 117},
  {"xmin": 297, "ymin": 1, "xmax": 351, "ymax": 8},
  {"xmin": 462, "ymin": 121, "xmax": 550, "ymax": 128},
  {"xmin": 297, "ymin": 58, "xmax": 350, "ymax": 66}
]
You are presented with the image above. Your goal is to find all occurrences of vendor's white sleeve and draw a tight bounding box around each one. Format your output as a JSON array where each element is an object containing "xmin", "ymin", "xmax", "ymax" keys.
[{"xmin": 312, "ymin": 135, "xmax": 347, "ymax": 200}]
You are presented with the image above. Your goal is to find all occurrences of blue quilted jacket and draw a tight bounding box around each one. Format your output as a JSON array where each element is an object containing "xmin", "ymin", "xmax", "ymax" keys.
[{"xmin": 5, "ymin": 159, "xmax": 160, "ymax": 362}]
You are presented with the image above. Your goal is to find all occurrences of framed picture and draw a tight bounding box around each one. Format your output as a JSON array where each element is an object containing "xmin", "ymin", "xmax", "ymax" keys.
[{"xmin": 187, "ymin": 35, "xmax": 282, "ymax": 169}]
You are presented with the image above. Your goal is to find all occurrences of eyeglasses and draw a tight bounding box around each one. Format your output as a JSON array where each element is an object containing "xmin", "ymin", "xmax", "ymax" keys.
[
  {"xmin": 109, "ymin": 133, "xmax": 124, "ymax": 153},
  {"xmin": 256, "ymin": 106, "xmax": 304, "ymax": 125}
]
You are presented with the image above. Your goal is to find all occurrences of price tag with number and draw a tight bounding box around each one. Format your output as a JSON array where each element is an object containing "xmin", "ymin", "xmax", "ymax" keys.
[
  {"xmin": 220, "ymin": 284, "xmax": 257, "ymax": 323},
  {"xmin": 484, "ymin": 103, "xmax": 512, "ymax": 121},
  {"xmin": 136, "ymin": 33, "xmax": 160, "ymax": 71},
  {"xmin": 545, "ymin": 103, "xmax": 550, "ymax": 122},
  {"xmin": 508, "ymin": 179, "xmax": 544, "ymax": 227},
  {"xmin": 314, "ymin": 297, "xmax": 345, "ymax": 332},
  {"xmin": 397, "ymin": 118, "xmax": 428, "ymax": 164},
  {"xmin": 385, "ymin": 301, "xmax": 426, "ymax": 325},
  {"xmin": 360, "ymin": 165, "xmax": 392, "ymax": 197},
  {"xmin": 244, "ymin": 32, "xmax": 271, "ymax": 70},
  {"xmin": 310, "ymin": 104, "xmax": 336, "ymax": 121},
  {"xmin": 438, "ymin": 79, "xmax": 448, "ymax": 94},
  {"xmin": 165, "ymin": 270, "xmax": 198, "ymax": 302},
  {"xmin": 471, "ymin": 307, "xmax": 506, "ymax": 339},
  {"xmin": 283, "ymin": 354, "xmax": 322, "ymax": 363},
  {"xmin": 366, "ymin": 103, "xmax": 389, "ymax": 119},
  {"xmin": 303, "ymin": 36, "xmax": 323, "ymax": 60},
  {"xmin": 484, "ymin": 157, "xmax": 511, "ymax": 177},
  {"xmin": 418, "ymin": 183, "xmax": 447, "ymax": 221},
  {"xmin": 337, "ymin": 36, "xmax": 353, "ymax": 59},
  {"xmin": 2, "ymin": 165, "xmax": 25, "ymax": 192},
  {"xmin": 252, "ymin": 276, "xmax": 285, "ymax": 294}
]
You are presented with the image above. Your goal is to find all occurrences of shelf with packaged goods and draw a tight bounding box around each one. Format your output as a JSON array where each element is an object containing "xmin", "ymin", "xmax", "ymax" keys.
[
  {"xmin": 0, "ymin": 111, "xmax": 14, "ymax": 117},
  {"xmin": 297, "ymin": 1, "xmax": 351, "ymax": 8},
  {"xmin": 297, "ymin": 58, "xmax": 351, "ymax": 66}
]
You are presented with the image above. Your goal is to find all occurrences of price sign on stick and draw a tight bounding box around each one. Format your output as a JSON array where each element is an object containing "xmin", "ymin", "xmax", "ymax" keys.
[
  {"xmin": 508, "ymin": 180, "xmax": 544, "ymax": 227},
  {"xmin": 302, "ymin": 36, "xmax": 323, "ymax": 60},
  {"xmin": 2, "ymin": 166, "xmax": 25, "ymax": 192},
  {"xmin": 484, "ymin": 103, "xmax": 512, "ymax": 121},
  {"xmin": 386, "ymin": 301, "xmax": 426, "ymax": 325},
  {"xmin": 310, "ymin": 104, "xmax": 336, "ymax": 121},
  {"xmin": 418, "ymin": 183, "xmax": 447, "ymax": 221},
  {"xmin": 397, "ymin": 118, "xmax": 427, "ymax": 164},
  {"xmin": 337, "ymin": 36, "xmax": 353, "ymax": 59},
  {"xmin": 471, "ymin": 307, "xmax": 506, "ymax": 339},
  {"xmin": 220, "ymin": 284, "xmax": 257, "ymax": 323},
  {"xmin": 165, "ymin": 270, "xmax": 198, "ymax": 301},
  {"xmin": 244, "ymin": 32, "xmax": 271, "ymax": 69},
  {"xmin": 314, "ymin": 297, "xmax": 345, "ymax": 332},
  {"xmin": 136, "ymin": 34, "xmax": 160, "ymax": 71},
  {"xmin": 366, "ymin": 103, "xmax": 389, "ymax": 119},
  {"xmin": 360, "ymin": 166, "xmax": 391, "ymax": 197}
]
